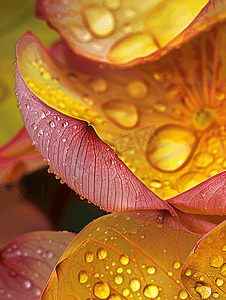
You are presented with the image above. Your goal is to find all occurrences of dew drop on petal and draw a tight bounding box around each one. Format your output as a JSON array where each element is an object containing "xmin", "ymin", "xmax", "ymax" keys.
[
  {"xmin": 195, "ymin": 283, "xmax": 212, "ymax": 299},
  {"xmin": 82, "ymin": 6, "xmax": 116, "ymax": 38},
  {"xmin": 93, "ymin": 282, "xmax": 110, "ymax": 299},
  {"xmin": 179, "ymin": 290, "xmax": 188, "ymax": 299},
  {"xmin": 126, "ymin": 81, "xmax": 148, "ymax": 99},
  {"xmin": 114, "ymin": 275, "xmax": 123, "ymax": 285},
  {"xmin": 97, "ymin": 248, "xmax": 108, "ymax": 260},
  {"xmin": 209, "ymin": 255, "xmax": 224, "ymax": 268},
  {"xmin": 119, "ymin": 254, "xmax": 130, "ymax": 265},
  {"xmin": 129, "ymin": 279, "xmax": 141, "ymax": 292},
  {"xmin": 78, "ymin": 270, "xmax": 89, "ymax": 283},
  {"xmin": 147, "ymin": 266, "xmax": 156, "ymax": 275},
  {"xmin": 143, "ymin": 284, "xmax": 159, "ymax": 299},
  {"xmin": 84, "ymin": 251, "xmax": 94, "ymax": 263},
  {"xmin": 102, "ymin": 100, "xmax": 138, "ymax": 129}
]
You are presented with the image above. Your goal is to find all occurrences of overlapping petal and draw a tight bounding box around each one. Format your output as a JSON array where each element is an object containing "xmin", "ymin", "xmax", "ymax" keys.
[
  {"xmin": 0, "ymin": 127, "xmax": 44, "ymax": 184},
  {"xmin": 35, "ymin": 0, "xmax": 226, "ymax": 66},
  {"xmin": 0, "ymin": 231, "xmax": 75, "ymax": 300},
  {"xmin": 41, "ymin": 210, "xmax": 200, "ymax": 300},
  {"xmin": 16, "ymin": 20, "xmax": 226, "ymax": 203},
  {"xmin": 181, "ymin": 220, "xmax": 226, "ymax": 299}
]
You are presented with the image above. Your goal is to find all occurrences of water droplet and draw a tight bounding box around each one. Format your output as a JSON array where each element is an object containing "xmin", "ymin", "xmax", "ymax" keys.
[
  {"xmin": 195, "ymin": 283, "xmax": 211, "ymax": 299},
  {"xmin": 97, "ymin": 248, "xmax": 108, "ymax": 260},
  {"xmin": 114, "ymin": 275, "xmax": 123, "ymax": 284},
  {"xmin": 129, "ymin": 228, "xmax": 137, "ymax": 235},
  {"xmin": 117, "ymin": 267, "xmax": 123, "ymax": 274},
  {"xmin": 49, "ymin": 121, "xmax": 55, "ymax": 128},
  {"xmin": 185, "ymin": 269, "xmax": 192, "ymax": 276},
  {"xmin": 102, "ymin": 100, "xmax": 138, "ymax": 129},
  {"xmin": 194, "ymin": 152, "xmax": 214, "ymax": 168},
  {"xmin": 167, "ymin": 271, "xmax": 173, "ymax": 277},
  {"xmin": 84, "ymin": 251, "xmax": 94, "ymax": 263},
  {"xmin": 206, "ymin": 236, "xmax": 213, "ymax": 244},
  {"xmin": 79, "ymin": 270, "xmax": 89, "ymax": 283},
  {"xmin": 129, "ymin": 279, "xmax": 141, "ymax": 292},
  {"xmin": 147, "ymin": 266, "xmax": 156, "ymax": 275},
  {"xmin": 179, "ymin": 290, "xmax": 188, "ymax": 299},
  {"xmin": 212, "ymin": 292, "xmax": 220, "ymax": 299},
  {"xmin": 70, "ymin": 24, "xmax": 92, "ymax": 42},
  {"xmin": 153, "ymin": 102, "xmax": 167, "ymax": 113},
  {"xmin": 41, "ymin": 71, "xmax": 51, "ymax": 80},
  {"xmin": 222, "ymin": 244, "xmax": 226, "ymax": 252},
  {"xmin": 146, "ymin": 125, "xmax": 196, "ymax": 172},
  {"xmin": 220, "ymin": 263, "xmax": 226, "ymax": 276},
  {"xmin": 143, "ymin": 284, "xmax": 159, "ymax": 299},
  {"xmin": 173, "ymin": 261, "xmax": 181, "ymax": 270},
  {"xmin": 108, "ymin": 32, "xmax": 158, "ymax": 64},
  {"xmin": 82, "ymin": 6, "xmax": 116, "ymax": 38},
  {"xmin": 126, "ymin": 80, "xmax": 148, "ymax": 99},
  {"xmin": 122, "ymin": 288, "xmax": 130, "ymax": 297},
  {"xmin": 24, "ymin": 280, "xmax": 31, "ymax": 289},
  {"xmin": 93, "ymin": 282, "xmax": 110, "ymax": 299},
  {"xmin": 209, "ymin": 255, "xmax": 224, "ymax": 268},
  {"xmin": 119, "ymin": 254, "xmax": 130, "ymax": 265},
  {"xmin": 200, "ymin": 276, "xmax": 205, "ymax": 281},
  {"xmin": 87, "ymin": 78, "xmax": 108, "ymax": 93},
  {"xmin": 216, "ymin": 278, "xmax": 224, "ymax": 287},
  {"xmin": 149, "ymin": 180, "xmax": 162, "ymax": 189}
]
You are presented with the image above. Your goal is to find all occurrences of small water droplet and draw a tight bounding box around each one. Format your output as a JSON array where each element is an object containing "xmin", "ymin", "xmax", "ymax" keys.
[
  {"xmin": 84, "ymin": 251, "xmax": 94, "ymax": 263},
  {"xmin": 216, "ymin": 278, "xmax": 224, "ymax": 287},
  {"xmin": 173, "ymin": 261, "xmax": 181, "ymax": 270},
  {"xmin": 122, "ymin": 288, "xmax": 130, "ymax": 297},
  {"xmin": 220, "ymin": 263, "xmax": 226, "ymax": 276},
  {"xmin": 97, "ymin": 248, "xmax": 108, "ymax": 260},
  {"xmin": 185, "ymin": 269, "xmax": 192, "ymax": 276},
  {"xmin": 129, "ymin": 279, "xmax": 141, "ymax": 292},
  {"xmin": 143, "ymin": 284, "xmax": 159, "ymax": 299},
  {"xmin": 119, "ymin": 254, "xmax": 130, "ymax": 265},
  {"xmin": 78, "ymin": 270, "xmax": 89, "ymax": 283},
  {"xmin": 114, "ymin": 275, "xmax": 123, "ymax": 285},
  {"xmin": 179, "ymin": 290, "xmax": 188, "ymax": 299},
  {"xmin": 116, "ymin": 267, "xmax": 123, "ymax": 274},
  {"xmin": 24, "ymin": 280, "xmax": 32, "ymax": 289},
  {"xmin": 93, "ymin": 282, "xmax": 110, "ymax": 299},
  {"xmin": 126, "ymin": 80, "xmax": 148, "ymax": 99},
  {"xmin": 147, "ymin": 266, "xmax": 156, "ymax": 275}
]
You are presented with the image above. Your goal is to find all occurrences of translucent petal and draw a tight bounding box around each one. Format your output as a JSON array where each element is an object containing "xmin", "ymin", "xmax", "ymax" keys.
[
  {"xmin": 181, "ymin": 220, "xmax": 226, "ymax": 299},
  {"xmin": 41, "ymin": 210, "xmax": 199, "ymax": 300},
  {"xmin": 0, "ymin": 231, "xmax": 75, "ymax": 300}
]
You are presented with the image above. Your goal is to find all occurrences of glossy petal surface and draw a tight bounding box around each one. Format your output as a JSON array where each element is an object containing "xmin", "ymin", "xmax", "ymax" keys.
[
  {"xmin": 181, "ymin": 220, "xmax": 226, "ymax": 300},
  {"xmin": 15, "ymin": 60, "xmax": 174, "ymax": 213},
  {"xmin": 41, "ymin": 210, "xmax": 199, "ymax": 300},
  {"xmin": 35, "ymin": 0, "xmax": 226, "ymax": 66},
  {"xmin": 0, "ymin": 127, "xmax": 44, "ymax": 183},
  {"xmin": 0, "ymin": 231, "xmax": 75, "ymax": 300},
  {"xmin": 17, "ymin": 20, "xmax": 226, "ymax": 199}
]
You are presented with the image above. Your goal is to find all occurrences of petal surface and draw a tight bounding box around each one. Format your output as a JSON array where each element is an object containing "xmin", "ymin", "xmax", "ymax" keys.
[
  {"xmin": 0, "ymin": 231, "xmax": 75, "ymax": 300},
  {"xmin": 0, "ymin": 127, "xmax": 44, "ymax": 183},
  {"xmin": 168, "ymin": 172, "xmax": 226, "ymax": 215},
  {"xmin": 35, "ymin": 0, "xmax": 226, "ymax": 66},
  {"xmin": 16, "ymin": 21, "xmax": 226, "ymax": 200},
  {"xmin": 41, "ymin": 210, "xmax": 199, "ymax": 300},
  {"xmin": 181, "ymin": 220, "xmax": 226, "ymax": 300}
]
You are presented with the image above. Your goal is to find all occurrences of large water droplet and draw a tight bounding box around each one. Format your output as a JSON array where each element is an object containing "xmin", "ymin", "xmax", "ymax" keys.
[
  {"xmin": 82, "ymin": 6, "xmax": 116, "ymax": 38},
  {"xmin": 84, "ymin": 251, "xmax": 94, "ymax": 263},
  {"xmin": 195, "ymin": 283, "xmax": 211, "ymax": 299},
  {"xmin": 119, "ymin": 254, "xmax": 130, "ymax": 265},
  {"xmin": 129, "ymin": 279, "xmax": 141, "ymax": 292},
  {"xmin": 97, "ymin": 248, "xmax": 108, "ymax": 260},
  {"xmin": 78, "ymin": 270, "xmax": 89, "ymax": 283},
  {"xmin": 108, "ymin": 33, "xmax": 158, "ymax": 64},
  {"xmin": 209, "ymin": 255, "xmax": 224, "ymax": 268},
  {"xmin": 146, "ymin": 125, "xmax": 197, "ymax": 172},
  {"xmin": 93, "ymin": 282, "xmax": 110, "ymax": 299},
  {"xmin": 143, "ymin": 284, "xmax": 159, "ymax": 298},
  {"xmin": 102, "ymin": 100, "xmax": 138, "ymax": 129}
]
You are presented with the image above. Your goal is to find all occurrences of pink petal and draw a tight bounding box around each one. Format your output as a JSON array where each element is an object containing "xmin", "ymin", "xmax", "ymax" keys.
[
  {"xmin": 168, "ymin": 171, "xmax": 226, "ymax": 215},
  {"xmin": 15, "ymin": 55, "xmax": 174, "ymax": 214},
  {"xmin": 0, "ymin": 231, "xmax": 75, "ymax": 300}
]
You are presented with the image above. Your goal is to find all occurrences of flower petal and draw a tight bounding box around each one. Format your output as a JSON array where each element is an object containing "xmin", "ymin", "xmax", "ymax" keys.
[
  {"xmin": 0, "ymin": 127, "xmax": 44, "ymax": 183},
  {"xmin": 41, "ymin": 210, "xmax": 199, "ymax": 300},
  {"xmin": 16, "ymin": 22, "xmax": 226, "ymax": 200},
  {"xmin": 34, "ymin": 0, "xmax": 226, "ymax": 66},
  {"xmin": 168, "ymin": 171, "xmax": 226, "ymax": 215},
  {"xmin": 181, "ymin": 220, "xmax": 226, "ymax": 300},
  {"xmin": 0, "ymin": 231, "xmax": 75, "ymax": 300}
]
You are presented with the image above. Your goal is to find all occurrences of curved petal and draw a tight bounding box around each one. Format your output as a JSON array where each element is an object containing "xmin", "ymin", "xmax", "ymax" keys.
[
  {"xmin": 15, "ymin": 48, "xmax": 174, "ymax": 214},
  {"xmin": 168, "ymin": 171, "xmax": 226, "ymax": 215},
  {"xmin": 41, "ymin": 210, "xmax": 199, "ymax": 300},
  {"xmin": 181, "ymin": 220, "xmax": 226, "ymax": 300},
  {"xmin": 34, "ymin": 0, "xmax": 226, "ymax": 67},
  {"xmin": 16, "ymin": 22, "xmax": 226, "ymax": 200},
  {"xmin": 0, "ymin": 127, "xmax": 44, "ymax": 183},
  {"xmin": 0, "ymin": 231, "xmax": 75, "ymax": 300}
]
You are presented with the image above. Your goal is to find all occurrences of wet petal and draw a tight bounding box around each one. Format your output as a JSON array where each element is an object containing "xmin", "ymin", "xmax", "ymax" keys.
[
  {"xmin": 35, "ymin": 0, "xmax": 226, "ymax": 66},
  {"xmin": 16, "ymin": 21, "xmax": 226, "ymax": 199},
  {"xmin": 181, "ymin": 220, "xmax": 226, "ymax": 300},
  {"xmin": 0, "ymin": 231, "xmax": 75, "ymax": 300},
  {"xmin": 41, "ymin": 210, "xmax": 199, "ymax": 300},
  {"xmin": 15, "ymin": 50, "xmax": 174, "ymax": 214},
  {"xmin": 0, "ymin": 127, "xmax": 44, "ymax": 183},
  {"xmin": 168, "ymin": 171, "xmax": 226, "ymax": 215}
]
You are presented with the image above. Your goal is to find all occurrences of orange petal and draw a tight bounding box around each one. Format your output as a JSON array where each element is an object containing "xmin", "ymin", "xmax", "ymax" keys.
[
  {"xmin": 181, "ymin": 220, "xmax": 226, "ymax": 300},
  {"xmin": 35, "ymin": 0, "xmax": 226, "ymax": 66},
  {"xmin": 16, "ymin": 22, "xmax": 226, "ymax": 200},
  {"xmin": 15, "ymin": 32, "xmax": 175, "ymax": 213},
  {"xmin": 0, "ymin": 231, "xmax": 75, "ymax": 300},
  {"xmin": 0, "ymin": 127, "xmax": 44, "ymax": 183},
  {"xmin": 41, "ymin": 210, "xmax": 199, "ymax": 300}
]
